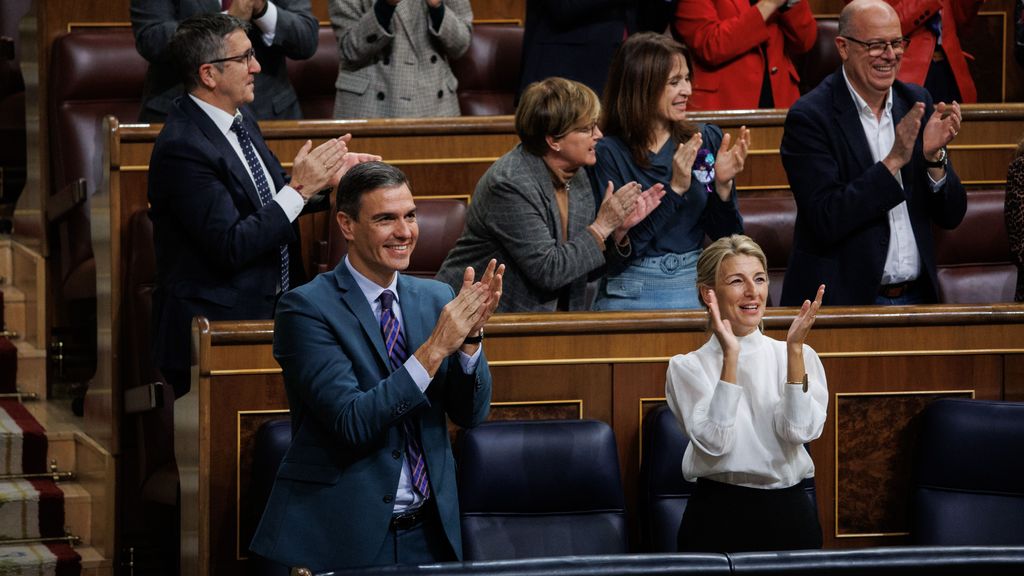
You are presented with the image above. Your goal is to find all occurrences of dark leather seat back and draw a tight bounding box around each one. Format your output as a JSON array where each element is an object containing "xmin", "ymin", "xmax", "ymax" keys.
[
  {"xmin": 737, "ymin": 195, "xmax": 796, "ymax": 306},
  {"xmin": 458, "ymin": 419, "xmax": 628, "ymax": 560},
  {"xmin": 249, "ymin": 417, "xmax": 293, "ymax": 576},
  {"xmin": 913, "ymin": 398, "xmax": 1024, "ymax": 545},
  {"xmin": 933, "ymin": 189, "xmax": 1017, "ymax": 303},
  {"xmin": 0, "ymin": 0, "xmax": 30, "ymax": 204},
  {"xmin": 639, "ymin": 404, "xmax": 697, "ymax": 552},
  {"xmin": 795, "ymin": 19, "xmax": 840, "ymax": 94},
  {"xmin": 323, "ymin": 197, "xmax": 467, "ymax": 278},
  {"xmin": 287, "ymin": 26, "xmax": 338, "ymax": 120},
  {"xmin": 451, "ymin": 23, "xmax": 523, "ymax": 116},
  {"xmin": 47, "ymin": 28, "xmax": 147, "ymax": 375}
]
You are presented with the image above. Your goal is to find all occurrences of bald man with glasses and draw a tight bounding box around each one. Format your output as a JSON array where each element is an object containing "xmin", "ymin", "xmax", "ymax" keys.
[
  {"xmin": 148, "ymin": 13, "xmax": 377, "ymax": 396},
  {"xmin": 778, "ymin": 0, "xmax": 965, "ymax": 307}
]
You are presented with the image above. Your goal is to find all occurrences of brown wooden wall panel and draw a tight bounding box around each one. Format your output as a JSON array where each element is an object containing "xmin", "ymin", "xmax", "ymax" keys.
[{"xmin": 180, "ymin": 304, "xmax": 1024, "ymax": 574}]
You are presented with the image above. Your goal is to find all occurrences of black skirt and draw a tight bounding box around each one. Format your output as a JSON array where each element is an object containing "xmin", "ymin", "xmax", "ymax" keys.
[{"xmin": 677, "ymin": 477, "xmax": 823, "ymax": 553}]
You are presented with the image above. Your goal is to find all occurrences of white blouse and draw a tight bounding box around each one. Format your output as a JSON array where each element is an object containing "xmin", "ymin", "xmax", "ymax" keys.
[{"xmin": 665, "ymin": 329, "xmax": 828, "ymax": 489}]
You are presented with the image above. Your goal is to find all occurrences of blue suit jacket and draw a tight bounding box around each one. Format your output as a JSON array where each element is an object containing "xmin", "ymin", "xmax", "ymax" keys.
[
  {"xmin": 250, "ymin": 263, "xmax": 492, "ymax": 571},
  {"xmin": 149, "ymin": 95, "xmax": 322, "ymax": 396},
  {"xmin": 779, "ymin": 69, "xmax": 967, "ymax": 306}
]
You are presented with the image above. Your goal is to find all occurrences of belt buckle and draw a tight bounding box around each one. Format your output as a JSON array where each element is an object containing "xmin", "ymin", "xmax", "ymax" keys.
[
  {"xmin": 880, "ymin": 282, "xmax": 908, "ymax": 298},
  {"xmin": 390, "ymin": 507, "xmax": 424, "ymax": 530},
  {"xmin": 659, "ymin": 254, "xmax": 681, "ymax": 274}
]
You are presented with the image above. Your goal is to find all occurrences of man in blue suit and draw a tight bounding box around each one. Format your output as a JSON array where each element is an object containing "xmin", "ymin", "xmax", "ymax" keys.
[
  {"xmin": 250, "ymin": 162, "xmax": 504, "ymax": 571},
  {"xmin": 149, "ymin": 14, "xmax": 372, "ymax": 396},
  {"xmin": 780, "ymin": 0, "xmax": 966, "ymax": 306}
]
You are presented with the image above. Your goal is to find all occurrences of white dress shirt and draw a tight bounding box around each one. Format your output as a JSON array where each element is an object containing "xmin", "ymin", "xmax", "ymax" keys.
[
  {"xmin": 344, "ymin": 257, "xmax": 481, "ymax": 512},
  {"xmin": 842, "ymin": 68, "xmax": 946, "ymax": 285},
  {"xmin": 665, "ymin": 330, "xmax": 828, "ymax": 489}
]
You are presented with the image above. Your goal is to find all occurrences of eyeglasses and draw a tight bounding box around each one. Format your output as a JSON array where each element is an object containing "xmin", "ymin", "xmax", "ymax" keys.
[
  {"xmin": 841, "ymin": 35, "xmax": 910, "ymax": 57},
  {"xmin": 558, "ymin": 122, "xmax": 598, "ymax": 139},
  {"xmin": 207, "ymin": 47, "xmax": 256, "ymax": 66}
]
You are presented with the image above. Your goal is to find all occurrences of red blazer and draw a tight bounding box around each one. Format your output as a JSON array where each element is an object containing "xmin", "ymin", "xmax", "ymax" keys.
[
  {"xmin": 886, "ymin": 0, "xmax": 982, "ymax": 103},
  {"xmin": 673, "ymin": 0, "xmax": 817, "ymax": 111}
]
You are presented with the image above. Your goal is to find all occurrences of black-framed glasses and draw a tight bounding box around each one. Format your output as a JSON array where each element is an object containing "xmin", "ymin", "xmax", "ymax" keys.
[
  {"xmin": 206, "ymin": 47, "xmax": 256, "ymax": 66},
  {"xmin": 841, "ymin": 35, "xmax": 910, "ymax": 57},
  {"xmin": 557, "ymin": 122, "xmax": 598, "ymax": 139}
]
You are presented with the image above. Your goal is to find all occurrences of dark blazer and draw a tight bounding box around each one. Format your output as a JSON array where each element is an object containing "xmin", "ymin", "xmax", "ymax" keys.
[
  {"xmin": 779, "ymin": 69, "xmax": 967, "ymax": 306},
  {"xmin": 518, "ymin": 0, "xmax": 671, "ymax": 98},
  {"xmin": 250, "ymin": 263, "xmax": 492, "ymax": 571},
  {"xmin": 130, "ymin": 0, "xmax": 319, "ymax": 122},
  {"xmin": 148, "ymin": 95, "xmax": 323, "ymax": 396}
]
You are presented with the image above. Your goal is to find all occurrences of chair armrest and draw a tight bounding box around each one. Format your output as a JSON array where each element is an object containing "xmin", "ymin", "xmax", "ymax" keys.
[
  {"xmin": 46, "ymin": 179, "xmax": 88, "ymax": 223},
  {"xmin": 124, "ymin": 382, "xmax": 166, "ymax": 414}
]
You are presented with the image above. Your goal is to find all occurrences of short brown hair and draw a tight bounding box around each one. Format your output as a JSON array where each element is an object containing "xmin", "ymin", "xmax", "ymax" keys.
[
  {"xmin": 602, "ymin": 32, "xmax": 697, "ymax": 168},
  {"xmin": 515, "ymin": 77, "xmax": 600, "ymax": 157}
]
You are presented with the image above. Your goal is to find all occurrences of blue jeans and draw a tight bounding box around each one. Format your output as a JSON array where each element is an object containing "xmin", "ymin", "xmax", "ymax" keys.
[{"xmin": 593, "ymin": 250, "xmax": 702, "ymax": 311}]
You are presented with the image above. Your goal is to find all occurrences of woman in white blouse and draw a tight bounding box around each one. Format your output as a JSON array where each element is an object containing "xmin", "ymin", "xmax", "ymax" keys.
[{"xmin": 666, "ymin": 234, "xmax": 827, "ymax": 552}]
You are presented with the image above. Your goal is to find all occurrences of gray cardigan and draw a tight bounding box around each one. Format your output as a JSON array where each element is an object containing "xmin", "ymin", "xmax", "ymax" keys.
[{"xmin": 436, "ymin": 145, "xmax": 612, "ymax": 312}]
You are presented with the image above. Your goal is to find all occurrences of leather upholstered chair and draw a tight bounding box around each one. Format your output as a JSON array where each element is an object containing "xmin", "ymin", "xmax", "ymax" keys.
[
  {"xmin": 457, "ymin": 419, "xmax": 628, "ymax": 560},
  {"xmin": 48, "ymin": 28, "xmax": 147, "ymax": 382},
  {"xmin": 450, "ymin": 23, "xmax": 523, "ymax": 116},
  {"xmin": 794, "ymin": 19, "xmax": 840, "ymax": 95},
  {"xmin": 320, "ymin": 197, "xmax": 467, "ymax": 278},
  {"xmin": 912, "ymin": 398, "xmax": 1024, "ymax": 545},
  {"xmin": 639, "ymin": 404, "xmax": 698, "ymax": 552},
  {"xmin": 249, "ymin": 417, "xmax": 293, "ymax": 576},
  {"xmin": 287, "ymin": 26, "xmax": 338, "ymax": 120},
  {"xmin": 736, "ymin": 195, "xmax": 796, "ymax": 306},
  {"xmin": 120, "ymin": 209, "xmax": 179, "ymax": 575},
  {"xmin": 932, "ymin": 189, "xmax": 1017, "ymax": 304},
  {"xmin": 640, "ymin": 404, "xmax": 818, "ymax": 552},
  {"xmin": 0, "ymin": 0, "xmax": 30, "ymax": 206}
]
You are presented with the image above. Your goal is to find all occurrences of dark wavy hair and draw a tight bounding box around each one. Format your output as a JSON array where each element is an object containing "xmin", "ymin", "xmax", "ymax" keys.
[{"xmin": 601, "ymin": 32, "xmax": 697, "ymax": 169}]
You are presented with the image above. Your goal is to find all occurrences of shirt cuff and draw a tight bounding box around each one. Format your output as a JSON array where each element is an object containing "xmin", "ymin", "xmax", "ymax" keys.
[
  {"xmin": 405, "ymin": 354, "xmax": 431, "ymax": 393},
  {"xmin": 273, "ymin": 186, "xmax": 305, "ymax": 222},
  {"xmin": 782, "ymin": 379, "xmax": 813, "ymax": 428},
  {"xmin": 927, "ymin": 170, "xmax": 947, "ymax": 191},
  {"xmin": 458, "ymin": 345, "xmax": 482, "ymax": 374},
  {"xmin": 253, "ymin": 2, "xmax": 278, "ymax": 45}
]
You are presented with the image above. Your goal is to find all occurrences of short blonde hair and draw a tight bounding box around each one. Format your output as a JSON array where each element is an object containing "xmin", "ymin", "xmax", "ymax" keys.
[
  {"xmin": 696, "ymin": 235, "xmax": 769, "ymax": 311},
  {"xmin": 515, "ymin": 77, "xmax": 600, "ymax": 157}
]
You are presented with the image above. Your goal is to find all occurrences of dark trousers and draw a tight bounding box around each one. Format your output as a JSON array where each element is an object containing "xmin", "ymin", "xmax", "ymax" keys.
[
  {"xmin": 925, "ymin": 52, "xmax": 963, "ymax": 104},
  {"xmin": 370, "ymin": 498, "xmax": 456, "ymax": 567},
  {"xmin": 678, "ymin": 478, "xmax": 823, "ymax": 553}
]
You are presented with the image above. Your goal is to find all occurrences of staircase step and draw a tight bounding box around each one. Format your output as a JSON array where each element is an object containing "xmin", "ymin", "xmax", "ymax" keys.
[
  {"xmin": 79, "ymin": 545, "xmax": 111, "ymax": 576},
  {"xmin": 2, "ymin": 284, "xmax": 26, "ymax": 339},
  {"xmin": 12, "ymin": 339, "xmax": 46, "ymax": 400},
  {"xmin": 0, "ymin": 541, "xmax": 83, "ymax": 575},
  {"xmin": 45, "ymin": 432, "xmax": 77, "ymax": 477},
  {"xmin": 61, "ymin": 482, "xmax": 91, "ymax": 547}
]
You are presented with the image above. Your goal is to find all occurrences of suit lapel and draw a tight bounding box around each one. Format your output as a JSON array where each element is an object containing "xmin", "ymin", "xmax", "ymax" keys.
[
  {"xmin": 333, "ymin": 264, "xmax": 391, "ymax": 369},
  {"xmin": 522, "ymin": 150, "xmax": 562, "ymax": 240},
  {"xmin": 830, "ymin": 71, "xmax": 876, "ymax": 176},
  {"xmin": 394, "ymin": 0, "xmax": 423, "ymax": 62},
  {"xmin": 396, "ymin": 275, "xmax": 428, "ymax": 355},
  {"xmin": 181, "ymin": 96, "xmax": 265, "ymax": 210}
]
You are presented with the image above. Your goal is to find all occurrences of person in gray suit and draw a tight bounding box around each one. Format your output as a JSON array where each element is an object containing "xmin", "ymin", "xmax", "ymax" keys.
[
  {"xmin": 436, "ymin": 78, "xmax": 666, "ymax": 312},
  {"xmin": 131, "ymin": 0, "xmax": 319, "ymax": 122},
  {"xmin": 329, "ymin": 0, "xmax": 472, "ymax": 118}
]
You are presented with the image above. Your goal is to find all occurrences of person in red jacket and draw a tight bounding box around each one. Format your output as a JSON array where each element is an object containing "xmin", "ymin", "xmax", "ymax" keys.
[
  {"xmin": 672, "ymin": 0, "xmax": 817, "ymax": 111},
  {"xmin": 884, "ymin": 0, "xmax": 983, "ymax": 103}
]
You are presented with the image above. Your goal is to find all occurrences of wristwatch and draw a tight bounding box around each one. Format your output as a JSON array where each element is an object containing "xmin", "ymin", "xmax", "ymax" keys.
[
  {"xmin": 463, "ymin": 328, "xmax": 484, "ymax": 345},
  {"xmin": 924, "ymin": 147, "xmax": 947, "ymax": 169}
]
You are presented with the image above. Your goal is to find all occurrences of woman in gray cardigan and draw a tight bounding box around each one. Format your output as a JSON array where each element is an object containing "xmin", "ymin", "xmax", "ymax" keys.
[{"xmin": 436, "ymin": 77, "xmax": 665, "ymax": 312}]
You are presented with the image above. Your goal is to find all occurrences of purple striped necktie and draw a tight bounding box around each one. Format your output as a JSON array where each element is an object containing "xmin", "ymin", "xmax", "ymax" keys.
[{"xmin": 378, "ymin": 290, "xmax": 430, "ymax": 498}]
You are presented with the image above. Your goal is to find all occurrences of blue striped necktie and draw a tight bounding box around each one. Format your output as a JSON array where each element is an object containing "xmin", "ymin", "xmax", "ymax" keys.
[
  {"xmin": 378, "ymin": 290, "xmax": 430, "ymax": 498},
  {"xmin": 230, "ymin": 115, "xmax": 290, "ymax": 292}
]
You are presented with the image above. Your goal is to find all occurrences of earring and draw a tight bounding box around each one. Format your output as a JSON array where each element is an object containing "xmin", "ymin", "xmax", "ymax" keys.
[{"xmin": 554, "ymin": 146, "xmax": 561, "ymax": 152}]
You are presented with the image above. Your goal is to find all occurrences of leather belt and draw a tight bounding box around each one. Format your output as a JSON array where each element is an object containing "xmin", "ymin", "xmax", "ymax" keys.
[
  {"xmin": 390, "ymin": 505, "xmax": 428, "ymax": 531},
  {"xmin": 879, "ymin": 280, "xmax": 914, "ymax": 298},
  {"xmin": 932, "ymin": 48, "xmax": 946, "ymax": 62}
]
